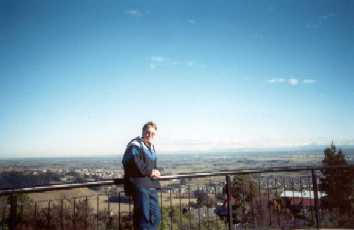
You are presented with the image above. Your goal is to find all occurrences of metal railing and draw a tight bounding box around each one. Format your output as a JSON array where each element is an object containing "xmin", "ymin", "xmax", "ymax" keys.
[{"xmin": 1, "ymin": 165, "xmax": 353, "ymax": 229}]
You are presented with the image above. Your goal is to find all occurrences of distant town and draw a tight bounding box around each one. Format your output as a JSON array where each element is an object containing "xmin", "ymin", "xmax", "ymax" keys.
[{"xmin": 1, "ymin": 147, "xmax": 353, "ymax": 189}]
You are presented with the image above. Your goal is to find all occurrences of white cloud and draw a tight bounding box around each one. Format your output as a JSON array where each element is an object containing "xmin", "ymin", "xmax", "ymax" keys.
[
  {"xmin": 150, "ymin": 56, "xmax": 166, "ymax": 62},
  {"xmin": 287, "ymin": 78, "xmax": 299, "ymax": 86},
  {"xmin": 147, "ymin": 56, "xmax": 205, "ymax": 70},
  {"xmin": 125, "ymin": 9, "xmax": 144, "ymax": 17},
  {"xmin": 149, "ymin": 63, "xmax": 156, "ymax": 70},
  {"xmin": 268, "ymin": 78, "xmax": 285, "ymax": 83},
  {"xmin": 303, "ymin": 79, "xmax": 317, "ymax": 84},
  {"xmin": 188, "ymin": 19, "xmax": 196, "ymax": 24},
  {"xmin": 319, "ymin": 13, "xmax": 335, "ymax": 20},
  {"xmin": 186, "ymin": 61, "xmax": 194, "ymax": 67},
  {"xmin": 306, "ymin": 13, "xmax": 335, "ymax": 29},
  {"xmin": 148, "ymin": 56, "xmax": 167, "ymax": 69},
  {"xmin": 268, "ymin": 78, "xmax": 316, "ymax": 86}
]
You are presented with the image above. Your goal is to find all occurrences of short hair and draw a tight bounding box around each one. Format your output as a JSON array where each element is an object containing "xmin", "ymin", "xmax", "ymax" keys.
[{"xmin": 142, "ymin": 121, "xmax": 157, "ymax": 135}]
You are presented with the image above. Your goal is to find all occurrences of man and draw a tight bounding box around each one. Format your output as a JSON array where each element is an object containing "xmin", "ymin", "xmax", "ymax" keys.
[{"xmin": 122, "ymin": 121, "xmax": 161, "ymax": 230}]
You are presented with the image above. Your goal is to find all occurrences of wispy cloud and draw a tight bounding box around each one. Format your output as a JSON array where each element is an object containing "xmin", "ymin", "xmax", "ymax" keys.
[
  {"xmin": 288, "ymin": 78, "xmax": 299, "ymax": 86},
  {"xmin": 303, "ymin": 79, "xmax": 317, "ymax": 84},
  {"xmin": 268, "ymin": 78, "xmax": 317, "ymax": 86},
  {"xmin": 187, "ymin": 19, "xmax": 196, "ymax": 25},
  {"xmin": 148, "ymin": 56, "xmax": 205, "ymax": 70},
  {"xmin": 319, "ymin": 14, "xmax": 336, "ymax": 20},
  {"xmin": 125, "ymin": 9, "xmax": 144, "ymax": 17},
  {"xmin": 149, "ymin": 63, "xmax": 157, "ymax": 70},
  {"xmin": 268, "ymin": 78, "xmax": 286, "ymax": 84},
  {"xmin": 149, "ymin": 56, "xmax": 167, "ymax": 69},
  {"xmin": 186, "ymin": 61, "xmax": 194, "ymax": 67},
  {"xmin": 150, "ymin": 56, "xmax": 166, "ymax": 63},
  {"xmin": 306, "ymin": 13, "xmax": 335, "ymax": 29}
]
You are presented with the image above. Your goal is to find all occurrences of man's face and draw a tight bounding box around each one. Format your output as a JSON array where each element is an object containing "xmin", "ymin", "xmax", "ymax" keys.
[{"xmin": 143, "ymin": 126, "xmax": 157, "ymax": 145}]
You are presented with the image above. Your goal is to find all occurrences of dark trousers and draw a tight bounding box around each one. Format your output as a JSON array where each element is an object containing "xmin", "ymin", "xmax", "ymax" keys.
[{"xmin": 132, "ymin": 186, "xmax": 161, "ymax": 230}]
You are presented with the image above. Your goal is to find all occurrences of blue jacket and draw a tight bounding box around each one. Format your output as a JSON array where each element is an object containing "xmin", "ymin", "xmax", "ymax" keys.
[{"xmin": 122, "ymin": 137, "xmax": 160, "ymax": 188}]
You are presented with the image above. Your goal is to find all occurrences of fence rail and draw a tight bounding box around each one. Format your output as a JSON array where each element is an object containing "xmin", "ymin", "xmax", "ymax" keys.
[{"xmin": 0, "ymin": 165, "xmax": 350, "ymax": 195}]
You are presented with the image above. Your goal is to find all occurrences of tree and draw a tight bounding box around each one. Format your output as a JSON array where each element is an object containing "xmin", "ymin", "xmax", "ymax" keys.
[
  {"xmin": 229, "ymin": 175, "xmax": 257, "ymax": 225},
  {"xmin": 194, "ymin": 190, "xmax": 215, "ymax": 208},
  {"xmin": 320, "ymin": 143, "xmax": 354, "ymax": 225}
]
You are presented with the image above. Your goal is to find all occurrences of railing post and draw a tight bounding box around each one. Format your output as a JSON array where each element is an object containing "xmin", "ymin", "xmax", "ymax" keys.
[
  {"xmin": 179, "ymin": 187, "xmax": 182, "ymax": 228},
  {"xmin": 118, "ymin": 192, "xmax": 121, "ymax": 230},
  {"xmin": 311, "ymin": 169, "xmax": 320, "ymax": 229},
  {"xmin": 9, "ymin": 194, "xmax": 17, "ymax": 230},
  {"xmin": 96, "ymin": 195, "xmax": 99, "ymax": 230},
  {"xmin": 169, "ymin": 188, "xmax": 173, "ymax": 230},
  {"xmin": 73, "ymin": 199, "xmax": 76, "ymax": 229},
  {"xmin": 60, "ymin": 199, "xmax": 64, "ymax": 230},
  {"xmin": 85, "ymin": 196, "xmax": 88, "ymax": 230},
  {"xmin": 226, "ymin": 175, "xmax": 233, "ymax": 230},
  {"xmin": 47, "ymin": 200, "xmax": 51, "ymax": 228}
]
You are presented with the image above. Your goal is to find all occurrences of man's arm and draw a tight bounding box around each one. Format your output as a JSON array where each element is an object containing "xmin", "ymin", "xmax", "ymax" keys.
[
  {"xmin": 151, "ymin": 159, "xmax": 160, "ymax": 178},
  {"xmin": 131, "ymin": 146, "xmax": 154, "ymax": 177}
]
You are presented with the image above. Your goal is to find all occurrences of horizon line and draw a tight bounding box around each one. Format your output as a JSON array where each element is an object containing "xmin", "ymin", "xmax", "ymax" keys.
[{"xmin": 1, "ymin": 144, "xmax": 354, "ymax": 159}]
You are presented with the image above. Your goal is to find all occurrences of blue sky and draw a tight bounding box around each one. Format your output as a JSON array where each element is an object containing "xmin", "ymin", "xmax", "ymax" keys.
[{"xmin": 1, "ymin": 0, "xmax": 354, "ymax": 157}]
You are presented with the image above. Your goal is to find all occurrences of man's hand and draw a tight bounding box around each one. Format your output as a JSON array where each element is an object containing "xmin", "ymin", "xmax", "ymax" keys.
[{"xmin": 151, "ymin": 169, "xmax": 161, "ymax": 178}]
